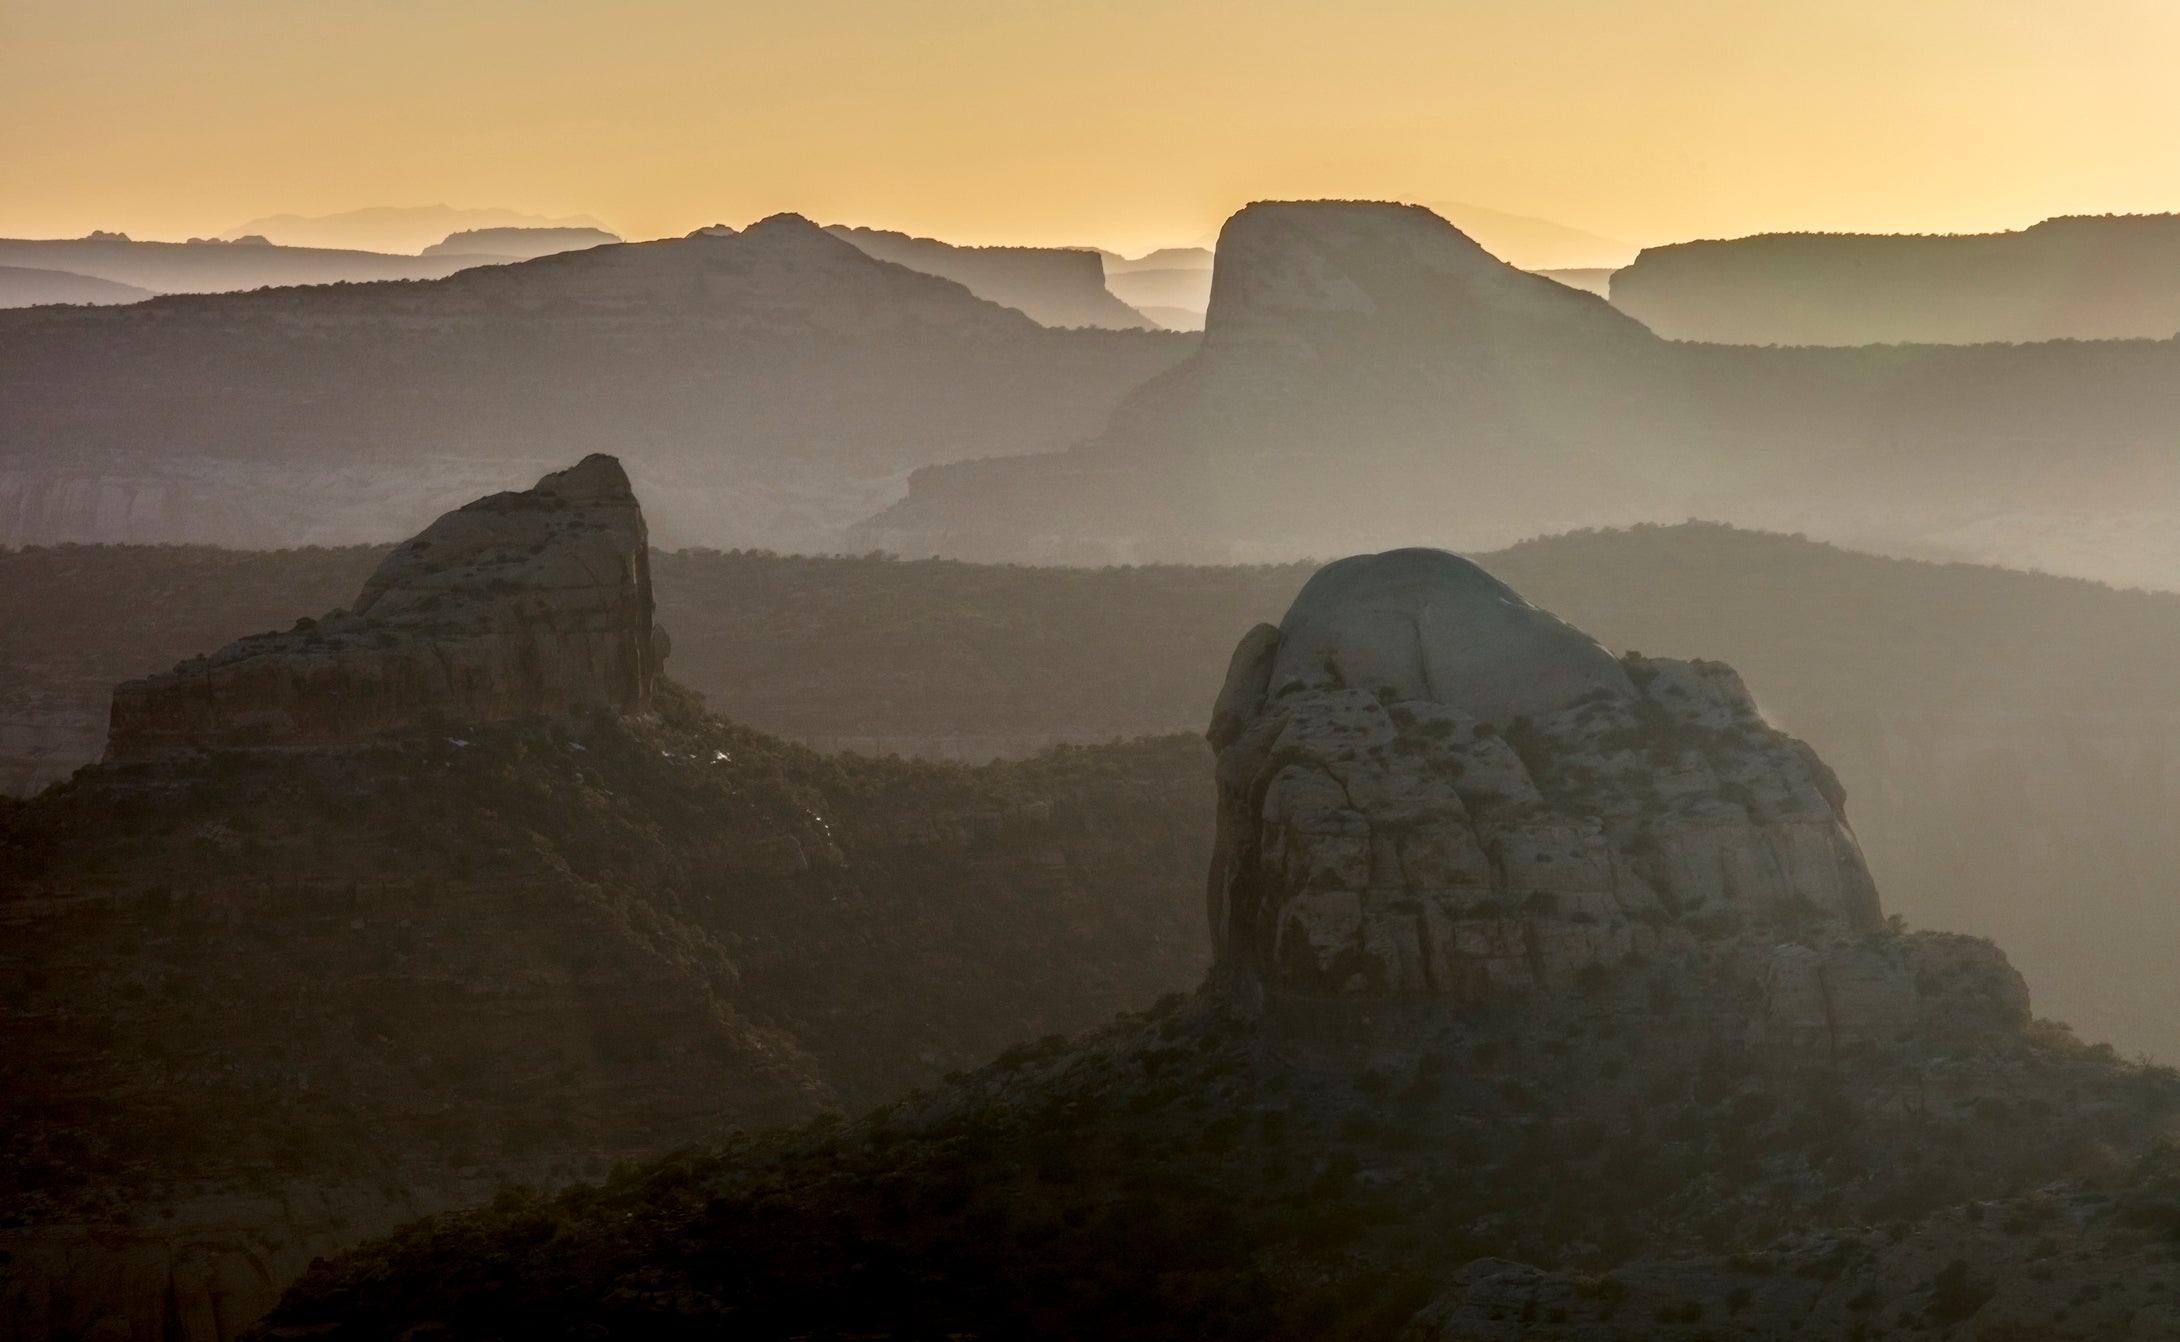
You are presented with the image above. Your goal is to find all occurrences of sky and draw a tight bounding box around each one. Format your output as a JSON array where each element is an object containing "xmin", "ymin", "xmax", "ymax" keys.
[{"xmin": 5, "ymin": 0, "xmax": 2179, "ymax": 253}]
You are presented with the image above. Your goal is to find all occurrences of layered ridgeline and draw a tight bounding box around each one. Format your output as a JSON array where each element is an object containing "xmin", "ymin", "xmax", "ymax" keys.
[
  {"xmin": 219, "ymin": 206, "xmax": 614, "ymax": 255},
  {"xmin": 0, "ymin": 460, "xmax": 1211, "ymax": 1341},
  {"xmin": 860, "ymin": 201, "xmax": 2180, "ymax": 589},
  {"xmin": 11, "ymin": 526, "xmax": 2180, "ymax": 1064},
  {"xmin": 0, "ymin": 234, "xmax": 517, "ymax": 296},
  {"xmin": 827, "ymin": 225, "xmax": 1155, "ymax": 329},
  {"xmin": 266, "ymin": 549, "xmax": 2180, "ymax": 1341},
  {"xmin": 1614, "ymin": 214, "xmax": 2180, "ymax": 346},
  {"xmin": 0, "ymin": 214, "xmax": 1190, "ymax": 553},
  {"xmin": 1101, "ymin": 246, "xmax": 1216, "ymax": 331},
  {"xmin": 0, "ymin": 266, "xmax": 153, "ymax": 309},
  {"xmin": 418, "ymin": 228, "xmax": 620, "ymax": 260}
]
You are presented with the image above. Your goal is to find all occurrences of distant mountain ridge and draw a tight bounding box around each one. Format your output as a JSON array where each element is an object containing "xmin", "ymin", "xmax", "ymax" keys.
[
  {"xmin": 0, "ymin": 461, "xmax": 1212, "ymax": 1340},
  {"xmin": 419, "ymin": 226, "xmax": 620, "ymax": 258},
  {"xmin": 220, "ymin": 204, "xmax": 612, "ymax": 254},
  {"xmin": 1427, "ymin": 198, "xmax": 1639, "ymax": 269},
  {"xmin": 1613, "ymin": 212, "xmax": 2180, "ymax": 344},
  {"xmin": 0, "ymin": 265, "xmax": 151, "ymax": 308},
  {"xmin": 859, "ymin": 199, "xmax": 2180, "ymax": 590},
  {"xmin": 0, "ymin": 213, "xmax": 1192, "ymax": 553},
  {"xmin": 828, "ymin": 225, "xmax": 1153, "ymax": 329}
]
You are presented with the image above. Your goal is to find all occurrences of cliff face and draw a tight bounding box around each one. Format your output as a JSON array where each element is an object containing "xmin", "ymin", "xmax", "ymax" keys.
[
  {"xmin": 1204, "ymin": 549, "xmax": 2013, "ymax": 1065},
  {"xmin": 106, "ymin": 456, "xmax": 659, "ymax": 759}
]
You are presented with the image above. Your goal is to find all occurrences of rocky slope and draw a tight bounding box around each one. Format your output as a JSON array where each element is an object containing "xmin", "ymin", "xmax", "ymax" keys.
[
  {"xmin": 829, "ymin": 225, "xmax": 1154, "ymax": 329},
  {"xmin": 259, "ymin": 547, "xmax": 2180, "ymax": 1341},
  {"xmin": 0, "ymin": 214, "xmax": 1192, "ymax": 553},
  {"xmin": 857, "ymin": 200, "xmax": 2180, "ymax": 590},
  {"xmin": 0, "ymin": 463, "xmax": 1215, "ymax": 1340},
  {"xmin": 1613, "ymin": 213, "xmax": 2180, "ymax": 345}
]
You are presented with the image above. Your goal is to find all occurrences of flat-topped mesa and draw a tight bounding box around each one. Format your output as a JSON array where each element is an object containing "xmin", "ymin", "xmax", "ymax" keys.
[
  {"xmin": 106, "ymin": 455, "xmax": 661, "ymax": 760},
  {"xmin": 1199, "ymin": 199, "xmax": 1649, "ymax": 358},
  {"xmin": 1205, "ymin": 549, "xmax": 2004, "ymax": 1059}
]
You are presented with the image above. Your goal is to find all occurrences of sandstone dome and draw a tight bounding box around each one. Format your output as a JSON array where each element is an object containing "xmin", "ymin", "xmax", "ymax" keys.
[
  {"xmin": 1263, "ymin": 547, "xmax": 1634, "ymax": 728},
  {"xmin": 1202, "ymin": 548, "xmax": 2007, "ymax": 1064}
]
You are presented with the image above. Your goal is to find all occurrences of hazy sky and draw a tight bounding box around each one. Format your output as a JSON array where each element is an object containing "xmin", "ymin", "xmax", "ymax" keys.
[{"xmin": 5, "ymin": 0, "xmax": 2178, "ymax": 252}]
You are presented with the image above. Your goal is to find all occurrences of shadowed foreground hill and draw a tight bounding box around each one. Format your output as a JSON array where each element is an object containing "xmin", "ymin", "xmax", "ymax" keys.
[
  {"xmin": 0, "ymin": 462, "xmax": 1211, "ymax": 1340},
  {"xmin": 8, "ymin": 525, "xmax": 2180, "ymax": 1061},
  {"xmin": 262, "ymin": 550, "xmax": 2180, "ymax": 1342}
]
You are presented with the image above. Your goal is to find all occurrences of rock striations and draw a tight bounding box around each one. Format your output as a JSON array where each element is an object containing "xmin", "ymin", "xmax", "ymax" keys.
[
  {"xmin": 1205, "ymin": 549, "xmax": 2016, "ymax": 1064},
  {"xmin": 106, "ymin": 455, "xmax": 660, "ymax": 759}
]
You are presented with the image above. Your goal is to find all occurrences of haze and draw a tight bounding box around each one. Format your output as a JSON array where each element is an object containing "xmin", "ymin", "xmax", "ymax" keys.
[
  {"xmin": 11, "ymin": 6, "xmax": 2180, "ymax": 1338},
  {"xmin": 7, "ymin": 0, "xmax": 2180, "ymax": 251}
]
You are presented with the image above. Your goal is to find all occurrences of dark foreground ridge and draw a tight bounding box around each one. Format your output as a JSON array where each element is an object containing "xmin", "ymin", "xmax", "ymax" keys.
[
  {"xmin": 261, "ymin": 549, "xmax": 2180, "ymax": 1341},
  {"xmin": 0, "ymin": 460, "xmax": 1213, "ymax": 1341}
]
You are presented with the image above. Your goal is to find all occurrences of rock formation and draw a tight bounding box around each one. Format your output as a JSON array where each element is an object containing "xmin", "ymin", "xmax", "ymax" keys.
[
  {"xmin": 855, "ymin": 200, "xmax": 2180, "ymax": 592},
  {"xmin": 248, "ymin": 544, "xmax": 2180, "ymax": 1342},
  {"xmin": 252, "ymin": 547, "xmax": 2179, "ymax": 1342},
  {"xmin": 1205, "ymin": 548, "xmax": 2019, "ymax": 1062},
  {"xmin": 106, "ymin": 455, "xmax": 660, "ymax": 759},
  {"xmin": 1, "ymin": 458, "xmax": 1217, "ymax": 1340}
]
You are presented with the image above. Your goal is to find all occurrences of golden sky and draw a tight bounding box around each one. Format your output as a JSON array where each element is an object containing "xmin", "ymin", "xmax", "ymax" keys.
[{"xmin": 5, "ymin": 0, "xmax": 2178, "ymax": 252}]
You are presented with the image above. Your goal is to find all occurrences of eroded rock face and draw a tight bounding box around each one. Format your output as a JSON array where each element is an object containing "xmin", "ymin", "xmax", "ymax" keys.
[
  {"xmin": 1208, "ymin": 549, "xmax": 2020, "ymax": 1060},
  {"xmin": 106, "ymin": 455, "xmax": 659, "ymax": 758}
]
